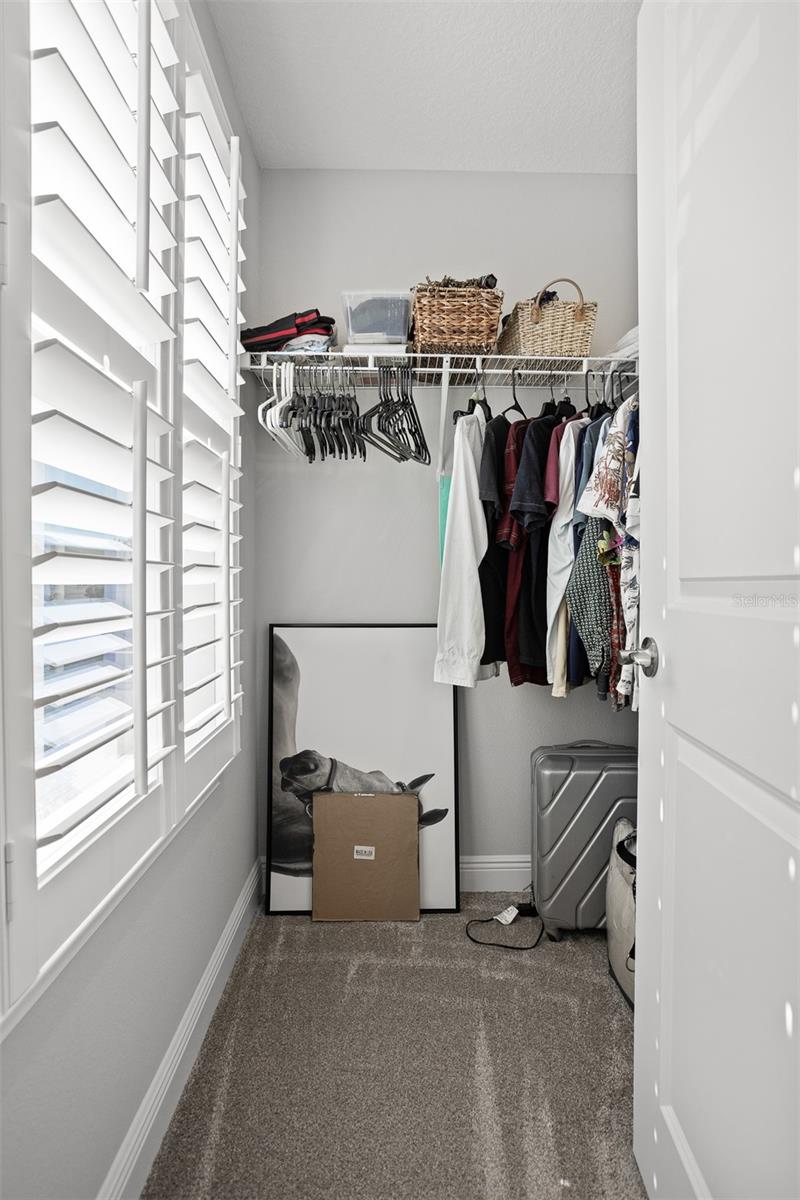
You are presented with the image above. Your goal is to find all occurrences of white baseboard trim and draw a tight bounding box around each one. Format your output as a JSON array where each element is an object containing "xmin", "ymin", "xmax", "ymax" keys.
[
  {"xmin": 97, "ymin": 860, "xmax": 260, "ymax": 1200},
  {"xmin": 459, "ymin": 854, "xmax": 532, "ymax": 893},
  {"xmin": 260, "ymin": 853, "xmax": 531, "ymax": 897}
]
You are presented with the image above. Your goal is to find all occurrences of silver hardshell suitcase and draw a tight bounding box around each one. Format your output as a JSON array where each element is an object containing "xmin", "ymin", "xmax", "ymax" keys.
[{"xmin": 531, "ymin": 741, "xmax": 638, "ymax": 939}]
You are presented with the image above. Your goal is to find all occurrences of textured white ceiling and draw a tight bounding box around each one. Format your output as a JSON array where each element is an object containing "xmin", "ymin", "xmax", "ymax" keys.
[{"xmin": 205, "ymin": 0, "xmax": 640, "ymax": 174}]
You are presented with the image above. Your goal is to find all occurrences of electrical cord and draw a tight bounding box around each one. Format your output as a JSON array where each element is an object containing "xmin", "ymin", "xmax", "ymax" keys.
[{"xmin": 465, "ymin": 885, "xmax": 546, "ymax": 952}]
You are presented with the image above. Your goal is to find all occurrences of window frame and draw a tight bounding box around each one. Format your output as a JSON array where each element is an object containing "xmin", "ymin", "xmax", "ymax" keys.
[{"xmin": 0, "ymin": 0, "xmax": 244, "ymax": 1024}]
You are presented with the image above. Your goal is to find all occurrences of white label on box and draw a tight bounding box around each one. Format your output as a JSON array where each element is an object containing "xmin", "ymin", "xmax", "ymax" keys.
[{"xmin": 354, "ymin": 845, "xmax": 376, "ymax": 861}]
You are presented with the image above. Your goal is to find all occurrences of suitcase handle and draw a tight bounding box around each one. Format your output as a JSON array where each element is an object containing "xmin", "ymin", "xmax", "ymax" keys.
[
  {"xmin": 616, "ymin": 835, "xmax": 637, "ymax": 871},
  {"xmin": 560, "ymin": 740, "xmax": 635, "ymax": 751}
]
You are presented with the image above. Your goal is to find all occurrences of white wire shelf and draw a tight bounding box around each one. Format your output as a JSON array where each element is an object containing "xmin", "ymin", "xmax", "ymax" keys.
[{"xmin": 246, "ymin": 350, "xmax": 638, "ymax": 389}]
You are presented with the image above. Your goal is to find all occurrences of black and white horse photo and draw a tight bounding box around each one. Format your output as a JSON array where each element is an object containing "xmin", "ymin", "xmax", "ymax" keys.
[{"xmin": 270, "ymin": 633, "xmax": 448, "ymax": 877}]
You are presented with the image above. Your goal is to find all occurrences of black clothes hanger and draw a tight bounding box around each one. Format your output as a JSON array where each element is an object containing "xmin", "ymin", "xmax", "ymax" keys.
[
  {"xmin": 398, "ymin": 365, "xmax": 431, "ymax": 465},
  {"xmin": 341, "ymin": 368, "xmax": 366, "ymax": 461},
  {"xmin": 475, "ymin": 367, "xmax": 492, "ymax": 421},
  {"xmin": 555, "ymin": 374, "xmax": 576, "ymax": 420},
  {"xmin": 502, "ymin": 368, "xmax": 526, "ymax": 420},
  {"xmin": 453, "ymin": 366, "xmax": 492, "ymax": 424},
  {"xmin": 610, "ymin": 368, "xmax": 637, "ymax": 409},
  {"xmin": 538, "ymin": 376, "xmax": 557, "ymax": 417},
  {"xmin": 284, "ymin": 369, "xmax": 316, "ymax": 463},
  {"xmin": 586, "ymin": 370, "xmax": 612, "ymax": 421},
  {"xmin": 334, "ymin": 371, "xmax": 358, "ymax": 460},
  {"xmin": 322, "ymin": 369, "xmax": 347, "ymax": 460},
  {"xmin": 380, "ymin": 364, "xmax": 430, "ymax": 465},
  {"xmin": 357, "ymin": 367, "xmax": 406, "ymax": 462},
  {"xmin": 617, "ymin": 371, "xmax": 639, "ymax": 407}
]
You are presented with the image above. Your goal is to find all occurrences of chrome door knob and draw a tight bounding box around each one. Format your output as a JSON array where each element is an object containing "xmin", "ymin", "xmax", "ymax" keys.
[{"xmin": 618, "ymin": 635, "xmax": 660, "ymax": 677}]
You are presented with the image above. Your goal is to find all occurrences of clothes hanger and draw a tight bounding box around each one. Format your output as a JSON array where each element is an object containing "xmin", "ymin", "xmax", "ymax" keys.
[
  {"xmin": 324, "ymin": 373, "xmax": 342, "ymax": 459},
  {"xmin": 475, "ymin": 365, "xmax": 492, "ymax": 421},
  {"xmin": 582, "ymin": 368, "xmax": 592, "ymax": 415},
  {"xmin": 587, "ymin": 370, "xmax": 610, "ymax": 421},
  {"xmin": 379, "ymin": 364, "xmax": 430, "ymax": 465},
  {"xmin": 358, "ymin": 368, "xmax": 410, "ymax": 463},
  {"xmin": 617, "ymin": 371, "xmax": 639, "ymax": 407},
  {"xmin": 555, "ymin": 373, "xmax": 576, "ymax": 420},
  {"xmin": 400, "ymin": 364, "xmax": 431, "ymax": 465},
  {"xmin": 263, "ymin": 363, "xmax": 306, "ymax": 458},
  {"xmin": 502, "ymin": 367, "xmax": 526, "ymax": 420},
  {"xmin": 349, "ymin": 369, "xmax": 366, "ymax": 461},
  {"xmin": 452, "ymin": 362, "xmax": 476, "ymax": 424},
  {"xmin": 348, "ymin": 369, "xmax": 367, "ymax": 461},
  {"xmin": 329, "ymin": 368, "xmax": 352, "ymax": 460},
  {"xmin": 538, "ymin": 375, "xmax": 557, "ymax": 417},
  {"xmin": 452, "ymin": 363, "xmax": 492, "ymax": 424},
  {"xmin": 257, "ymin": 361, "xmax": 281, "ymax": 441},
  {"xmin": 323, "ymin": 367, "xmax": 345, "ymax": 460},
  {"xmin": 289, "ymin": 365, "xmax": 317, "ymax": 462}
]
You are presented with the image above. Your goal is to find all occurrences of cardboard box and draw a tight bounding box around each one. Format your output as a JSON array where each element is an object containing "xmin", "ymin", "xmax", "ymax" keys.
[{"xmin": 312, "ymin": 792, "xmax": 420, "ymax": 922}]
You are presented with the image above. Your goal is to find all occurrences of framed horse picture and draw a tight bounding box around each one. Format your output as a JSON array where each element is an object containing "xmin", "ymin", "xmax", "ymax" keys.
[{"xmin": 267, "ymin": 624, "xmax": 459, "ymax": 914}]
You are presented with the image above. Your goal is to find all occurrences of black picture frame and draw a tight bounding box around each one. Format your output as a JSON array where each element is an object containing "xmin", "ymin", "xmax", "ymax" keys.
[{"xmin": 266, "ymin": 623, "xmax": 459, "ymax": 916}]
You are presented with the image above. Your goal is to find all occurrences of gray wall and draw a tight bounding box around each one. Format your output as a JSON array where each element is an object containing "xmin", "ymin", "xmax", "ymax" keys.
[
  {"xmin": 251, "ymin": 168, "xmax": 639, "ymax": 861},
  {"xmin": 0, "ymin": 8, "xmax": 261, "ymax": 1198}
]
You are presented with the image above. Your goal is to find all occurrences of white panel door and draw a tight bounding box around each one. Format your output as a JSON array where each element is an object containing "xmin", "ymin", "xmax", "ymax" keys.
[{"xmin": 635, "ymin": 4, "xmax": 800, "ymax": 1198}]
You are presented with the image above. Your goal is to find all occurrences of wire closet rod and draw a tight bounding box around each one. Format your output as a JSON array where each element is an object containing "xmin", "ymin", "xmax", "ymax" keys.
[{"xmin": 247, "ymin": 351, "xmax": 638, "ymax": 389}]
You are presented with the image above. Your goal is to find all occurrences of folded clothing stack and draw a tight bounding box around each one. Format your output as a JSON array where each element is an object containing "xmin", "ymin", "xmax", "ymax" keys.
[{"xmin": 242, "ymin": 309, "xmax": 336, "ymax": 353}]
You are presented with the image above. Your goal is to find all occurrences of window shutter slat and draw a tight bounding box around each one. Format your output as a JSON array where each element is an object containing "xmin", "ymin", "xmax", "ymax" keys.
[
  {"xmin": 185, "ymin": 195, "xmax": 231, "ymax": 276},
  {"xmin": 184, "ymin": 156, "xmax": 229, "ymax": 235},
  {"xmin": 185, "ymin": 114, "xmax": 230, "ymax": 212},
  {"xmin": 32, "ymin": 553, "xmax": 132, "ymax": 586},
  {"xmin": 151, "ymin": 5, "xmax": 179, "ymax": 69},
  {"xmin": 183, "ymin": 439, "xmax": 225, "ymax": 489},
  {"xmin": 185, "ymin": 71, "xmax": 229, "ymax": 168},
  {"xmin": 184, "ymin": 276, "xmax": 228, "ymax": 349},
  {"xmin": 32, "ymin": 409, "xmax": 132, "ymax": 489},
  {"xmin": 36, "ymin": 714, "xmax": 135, "ymax": 778},
  {"xmin": 184, "ymin": 359, "xmax": 244, "ymax": 426},
  {"xmin": 183, "ymin": 319, "xmax": 229, "ymax": 389},
  {"xmin": 184, "ymin": 237, "xmax": 228, "ymax": 314},
  {"xmin": 32, "ymin": 260, "xmax": 157, "ymax": 391},
  {"xmin": 33, "ymin": 337, "xmax": 133, "ymax": 442},
  {"xmin": 33, "ymin": 197, "xmax": 174, "ymax": 347},
  {"xmin": 35, "ymin": 663, "xmax": 132, "ymax": 707},
  {"xmin": 38, "ymin": 632, "xmax": 132, "ymax": 668},
  {"xmin": 35, "ymin": 616, "xmax": 132, "ymax": 643},
  {"xmin": 157, "ymin": 0, "xmax": 179, "ymax": 25},
  {"xmin": 36, "ymin": 756, "xmax": 137, "ymax": 846}
]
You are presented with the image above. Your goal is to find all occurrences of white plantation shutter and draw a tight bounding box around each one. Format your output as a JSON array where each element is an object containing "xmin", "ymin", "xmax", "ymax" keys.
[
  {"xmin": 179, "ymin": 38, "xmax": 245, "ymax": 776},
  {"xmin": 30, "ymin": 0, "xmax": 180, "ymax": 862},
  {"xmin": 0, "ymin": 0, "xmax": 246, "ymax": 1004}
]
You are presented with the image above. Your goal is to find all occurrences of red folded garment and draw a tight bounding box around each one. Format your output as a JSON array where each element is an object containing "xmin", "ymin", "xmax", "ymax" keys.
[
  {"xmin": 242, "ymin": 312, "xmax": 335, "ymax": 350},
  {"xmin": 242, "ymin": 309, "xmax": 334, "ymax": 349},
  {"xmin": 242, "ymin": 324, "xmax": 297, "ymax": 346}
]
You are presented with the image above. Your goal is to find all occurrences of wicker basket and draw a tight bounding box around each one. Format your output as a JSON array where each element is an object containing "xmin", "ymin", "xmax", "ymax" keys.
[
  {"xmin": 411, "ymin": 284, "xmax": 503, "ymax": 355},
  {"xmin": 498, "ymin": 278, "xmax": 597, "ymax": 357}
]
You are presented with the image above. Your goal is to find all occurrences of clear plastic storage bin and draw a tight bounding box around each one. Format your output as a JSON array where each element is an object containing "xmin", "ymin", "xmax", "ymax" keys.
[{"xmin": 342, "ymin": 291, "xmax": 412, "ymax": 344}]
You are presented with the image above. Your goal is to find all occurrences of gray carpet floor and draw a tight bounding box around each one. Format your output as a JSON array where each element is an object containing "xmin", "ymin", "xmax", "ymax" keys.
[{"xmin": 143, "ymin": 894, "xmax": 646, "ymax": 1200}]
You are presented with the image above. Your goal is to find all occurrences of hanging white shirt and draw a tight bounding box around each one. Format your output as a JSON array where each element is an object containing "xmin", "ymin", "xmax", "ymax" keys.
[
  {"xmin": 545, "ymin": 417, "xmax": 589, "ymax": 683},
  {"xmin": 434, "ymin": 408, "xmax": 498, "ymax": 687}
]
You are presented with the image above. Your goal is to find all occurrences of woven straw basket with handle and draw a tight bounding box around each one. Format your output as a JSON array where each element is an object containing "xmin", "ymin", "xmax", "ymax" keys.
[{"xmin": 498, "ymin": 278, "xmax": 598, "ymax": 357}]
